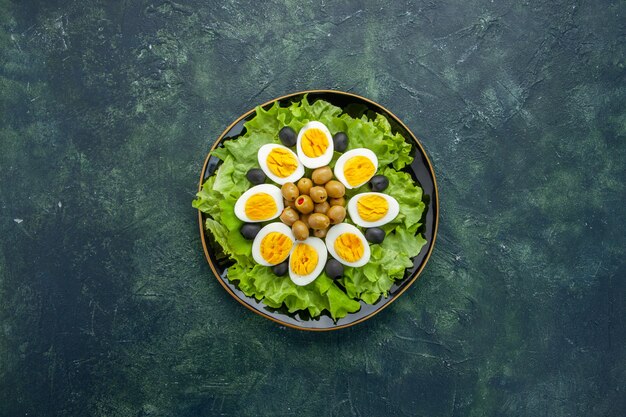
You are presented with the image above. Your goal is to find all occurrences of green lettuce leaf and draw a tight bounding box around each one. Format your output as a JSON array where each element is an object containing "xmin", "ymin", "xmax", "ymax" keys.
[{"xmin": 193, "ymin": 96, "xmax": 427, "ymax": 319}]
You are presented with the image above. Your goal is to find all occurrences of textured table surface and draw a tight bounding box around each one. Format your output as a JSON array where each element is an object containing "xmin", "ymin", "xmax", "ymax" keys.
[{"xmin": 1, "ymin": 1, "xmax": 625, "ymax": 416}]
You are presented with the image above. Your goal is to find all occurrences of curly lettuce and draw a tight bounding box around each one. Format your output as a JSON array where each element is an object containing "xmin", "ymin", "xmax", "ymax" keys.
[{"xmin": 193, "ymin": 96, "xmax": 427, "ymax": 320}]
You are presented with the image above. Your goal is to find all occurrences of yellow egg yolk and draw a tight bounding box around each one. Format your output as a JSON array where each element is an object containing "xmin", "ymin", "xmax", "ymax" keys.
[
  {"xmin": 244, "ymin": 193, "xmax": 277, "ymax": 220},
  {"xmin": 357, "ymin": 195, "xmax": 389, "ymax": 222},
  {"xmin": 290, "ymin": 243, "xmax": 319, "ymax": 276},
  {"xmin": 260, "ymin": 232, "xmax": 292, "ymax": 264},
  {"xmin": 343, "ymin": 156, "xmax": 375, "ymax": 187},
  {"xmin": 301, "ymin": 128, "xmax": 329, "ymax": 157},
  {"xmin": 333, "ymin": 233, "xmax": 364, "ymax": 263},
  {"xmin": 267, "ymin": 148, "xmax": 298, "ymax": 177}
]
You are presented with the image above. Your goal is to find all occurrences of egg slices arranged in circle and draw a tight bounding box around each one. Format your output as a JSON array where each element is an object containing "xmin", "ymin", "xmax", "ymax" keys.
[
  {"xmin": 252, "ymin": 223, "xmax": 295, "ymax": 266},
  {"xmin": 296, "ymin": 121, "xmax": 334, "ymax": 169},
  {"xmin": 234, "ymin": 184, "xmax": 284, "ymax": 223},
  {"xmin": 325, "ymin": 224, "xmax": 371, "ymax": 267},
  {"xmin": 347, "ymin": 192, "xmax": 400, "ymax": 228},
  {"xmin": 257, "ymin": 144, "xmax": 304, "ymax": 185},
  {"xmin": 333, "ymin": 148, "xmax": 378, "ymax": 189},
  {"xmin": 289, "ymin": 237, "xmax": 327, "ymax": 286}
]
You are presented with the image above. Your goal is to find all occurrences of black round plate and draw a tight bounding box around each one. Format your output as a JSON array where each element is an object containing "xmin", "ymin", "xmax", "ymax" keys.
[{"xmin": 197, "ymin": 90, "xmax": 439, "ymax": 331}]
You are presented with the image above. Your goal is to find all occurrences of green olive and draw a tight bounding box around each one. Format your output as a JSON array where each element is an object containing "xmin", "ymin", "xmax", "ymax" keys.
[
  {"xmin": 308, "ymin": 213, "xmax": 330, "ymax": 230},
  {"xmin": 329, "ymin": 197, "xmax": 345, "ymax": 207},
  {"xmin": 300, "ymin": 213, "xmax": 311, "ymax": 227},
  {"xmin": 279, "ymin": 207, "xmax": 300, "ymax": 226},
  {"xmin": 314, "ymin": 201, "xmax": 330, "ymax": 214},
  {"xmin": 297, "ymin": 178, "xmax": 313, "ymax": 195},
  {"xmin": 309, "ymin": 186, "xmax": 328, "ymax": 203},
  {"xmin": 281, "ymin": 182, "xmax": 299, "ymax": 201},
  {"xmin": 327, "ymin": 205, "xmax": 346, "ymax": 224},
  {"xmin": 292, "ymin": 220, "xmax": 309, "ymax": 241},
  {"xmin": 325, "ymin": 180, "xmax": 345, "ymax": 198},
  {"xmin": 312, "ymin": 166, "xmax": 333, "ymax": 185},
  {"xmin": 313, "ymin": 227, "xmax": 328, "ymax": 238},
  {"xmin": 294, "ymin": 195, "xmax": 314, "ymax": 214}
]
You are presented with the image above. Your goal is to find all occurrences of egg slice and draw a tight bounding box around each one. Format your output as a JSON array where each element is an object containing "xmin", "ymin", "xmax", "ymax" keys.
[
  {"xmin": 234, "ymin": 184, "xmax": 284, "ymax": 223},
  {"xmin": 252, "ymin": 223, "xmax": 295, "ymax": 266},
  {"xmin": 296, "ymin": 121, "xmax": 334, "ymax": 169},
  {"xmin": 325, "ymin": 224, "xmax": 371, "ymax": 267},
  {"xmin": 289, "ymin": 237, "xmax": 327, "ymax": 286},
  {"xmin": 333, "ymin": 148, "xmax": 378, "ymax": 189},
  {"xmin": 347, "ymin": 192, "xmax": 400, "ymax": 227},
  {"xmin": 257, "ymin": 144, "xmax": 304, "ymax": 185}
]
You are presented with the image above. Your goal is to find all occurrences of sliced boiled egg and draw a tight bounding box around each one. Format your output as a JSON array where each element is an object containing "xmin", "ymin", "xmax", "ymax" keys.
[
  {"xmin": 325, "ymin": 224, "xmax": 371, "ymax": 267},
  {"xmin": 257, "ymin": 144, "xmax": 304, "ymax": 185},
  {"xmin": 234, "ymin": 184, "xmax": 284, "ymax": 223},
  {"xmin": 252, "ymin": 223, "xmax": 295, "ymax": 266},
  {"xmin": 296, "ymin": 121, "xmax": 334, "ymax": 169},
  {"xmin": 289, "ymin": 237, "xmax": 327, "ymax": 286},
  {"xmin": 347, "ymin": 192, "xmax": 400, "ymax": 228},
  {"xmin": 333, "ymin": 148, "xmax": 378, "ymax": 189}
]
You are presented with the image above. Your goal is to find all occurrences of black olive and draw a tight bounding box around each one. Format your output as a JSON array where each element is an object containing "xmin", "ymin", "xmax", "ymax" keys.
[
  {"xmin": 272, "ymin": 261, "xmax": 288, "ymax": 276},
  {"xmin": 279, "ymin": 126, "xmax": 297, "ymax": 147},
  {"xmin": 246, "ymin": 168, "xmax": 266, "ymax": 185},
  {"xmin": 365, "ymin": 227, "xmax": 385, "ymax": 244},
  {"xmin": 325, "ymin": 259, "xmax": 344, "ymax": 279},
  {"xmin": 333, "ymin": 132, "xmax": 348, "ymax": 152},
  {"xmin": 368, "ymin": 175, "xmax": 389, "ymax": 192},
  {"xmin": 240, "ymin": 223, "xmax": 262, "ymax": 240}
]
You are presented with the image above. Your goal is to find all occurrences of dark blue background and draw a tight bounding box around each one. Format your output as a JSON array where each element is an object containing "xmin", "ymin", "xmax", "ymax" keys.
[{"xmin": 1, "ymin": 1, "xmax": 624, "ymax": 416}]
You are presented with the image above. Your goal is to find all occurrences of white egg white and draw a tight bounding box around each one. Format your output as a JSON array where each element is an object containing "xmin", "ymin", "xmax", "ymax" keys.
[
  {"xmin": 325, "ymin": 224, "xmax": 371, "ymax": 267},
  {"xmin": 296, "ymin": 121, "xmax": 334, "ymax": 169},
  {"xmin": 347, "ymin": 192, "xmax": 400, "ymax": 228},
  {"xmin": 289, "ymin": 237, "xmax": 328, "ymax": 286},
  {"xmin": 257, "ymin": 144, "xmax": 305, "ymax": 185},
  {"xmin": 251, "ymin": 223, "xmax": 295, "ymax": 266},
  {"xmin": 333, "ymin": 148, "xmax": 378, "ymax": 189},
  {"xmin": 233, "ymin": 184, "xmax": 284, "ymax": 223}
]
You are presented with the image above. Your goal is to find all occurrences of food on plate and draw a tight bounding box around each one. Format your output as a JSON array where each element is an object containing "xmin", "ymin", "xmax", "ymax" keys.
[
  {"xmin": 347, "ymin": 192, "xmax": 400, "ymax": 228},
  {"xmin": 279, "ymin": 207, "xmax": 299, "ymax": 226},
  {"xmin": 314, "ymin": 201, "xmax": 330, "ymax": 214},
  {"xmin": 257, "ymin": 144, "xmax": 304, "ymax": 185},
  {"xmin": 289, "ymin": 237, "xmax": 327, "ymax": 286},
  {"xmin": 294, "ymin": 194, "xmax": 314, "ymax": 214},
  {"xmin": 251, "ymin": 223, "xmax": 295, "ymax": 266},
  {"xmin": 278, "ymin": 126, "xmax": 297, "ymax": 147},
  {"xmin": 296, "ymin": 121, "xmax": 334, "ymax": 168},
  {"xmin": 272, "ymin": 260, "xmax": 289, "ymax": 276},
  {"xmin": 325, "ymin": 258, "xmax": 344, "ymax": 279},
  {"xmin": 368, "ymin": 174, "xmax": 389, "ymax": 192},
  {"xmin": 313, "ymin": 227, "xmax": 328, "ymax": 238},
  {"xmin": 246, "ymin": 168, "xmax": 266, "ymax": 185},
  {"xmin": 333, "ymin": 148, "xmax": 378, "ymax": 189},
  {"xmin": 327, "ymin": 205, "xmax": 346, "ymax": 224},
  {"xmin": 332, "ymin": 131, "xmax": 349, "ymax": 152},
  {"xmin": 324, "ymin": 180, "xmax": 345, "ymax": 199},
  {"xmin": 291, "ymin": 220, "xmax": 309, "ymax": 241},
  {"xmin": 234, "ymin": 184, "xmax": 284, "ymax": 223},
  {"xmin": 193, "ymin": 96, "xmax": 427, "ymax": 320},
  {"xmin": 281, "ymin": 182, "xmax": 299, "ymax": 201},
  {"xmin": 240, "ymin": 223, "xmax": 262, "ymax": 240},
  {"xmin": 311, "ymin": 166, "xmax": 333, "ymax": 185},
  {"xmin": 308, "ymin": 213, "xmax": 330, "ymax": 230},
  {"xmin": 296, "ymin": 177, "xmax": 313, "ymax": 195},
  {"xmin": 325, "ymin": 224, "xmax": 371, "ymax": 267},
  {"xmin": 309, "ymin": 186, "xmax": 328, "ymax": 203},
  {"xmin": 365, "ymin": 227, "xmax": 386, "ymax": 244}
]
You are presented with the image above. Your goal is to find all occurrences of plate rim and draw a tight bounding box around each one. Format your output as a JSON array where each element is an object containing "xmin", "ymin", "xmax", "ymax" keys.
[{"xmin": 197, "ymin": 89, "xmax": 439, "ymax": 331}]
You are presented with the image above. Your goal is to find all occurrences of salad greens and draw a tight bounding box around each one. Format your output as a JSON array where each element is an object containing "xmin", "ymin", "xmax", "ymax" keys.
[{"xmin": 193, "ymin": 96, "xmax": 426, "ymax": 320}]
